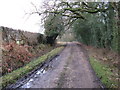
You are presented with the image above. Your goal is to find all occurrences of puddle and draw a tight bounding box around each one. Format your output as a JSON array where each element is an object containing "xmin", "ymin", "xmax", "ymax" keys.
[
  {"xmin": 21, "ymin": 69, "xmax": 47, "ymax": 88},
  {"xmin": 21, "ymin": 80, "xmax": 33, "ymax": 88},
  {"xmin": 8, "ymin": 57, "xmax": 59, "ymax": 89},
  {"xmin": 35, "ymin": 68, "xmax": 46, "ymax": 76},
  {"xmin": 20, "ymin": 63, "xmax": 51, "ymax": 88}
]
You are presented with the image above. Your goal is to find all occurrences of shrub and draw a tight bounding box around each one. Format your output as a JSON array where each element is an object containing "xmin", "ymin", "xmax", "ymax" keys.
[{"xmin": 2, "ymin": 42, "xmax": 33, "ymax": 75}]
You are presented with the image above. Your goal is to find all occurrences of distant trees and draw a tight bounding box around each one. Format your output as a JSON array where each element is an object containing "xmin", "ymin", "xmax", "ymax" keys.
[
  {"xmin": 43, "ymin": 1, "xmax": 116, "ymax": 41},
  {"xmin": 31, "ymin": 1, "xmax": 119, "ymax": 52},
  {"xmin": 72, "ymin": 2, "xmax": 119, "ymax": 53},
  {"xmin": 31, "ymin": 1, "xmax": 109, "ymax": 40}
]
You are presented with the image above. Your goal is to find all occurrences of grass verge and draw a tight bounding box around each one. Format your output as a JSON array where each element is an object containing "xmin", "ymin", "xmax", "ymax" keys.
[
  {"xmin": 90, "ymin": 57, "xmax": 118, "ymax": 88},
  {"xmin": 0, "ymin": 46, "xmax": 64, "ymax": 89}
]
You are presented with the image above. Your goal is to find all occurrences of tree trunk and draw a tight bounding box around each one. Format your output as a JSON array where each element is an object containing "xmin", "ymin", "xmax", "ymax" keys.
[{"xmin": 46, "ymin": 34, "xmax": 58, "ymax": 46}]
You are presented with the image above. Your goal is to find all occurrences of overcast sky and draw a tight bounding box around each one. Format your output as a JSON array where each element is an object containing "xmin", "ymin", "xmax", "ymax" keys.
[{"xmin": 0, "ymin": 0, "xmax": 44, "ymax": 33}]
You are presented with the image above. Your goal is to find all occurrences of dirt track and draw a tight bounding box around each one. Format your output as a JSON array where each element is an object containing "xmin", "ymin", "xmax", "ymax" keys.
[{"xmin": 15, "ymin": 43, "xmax": 103, "ymax": 88}]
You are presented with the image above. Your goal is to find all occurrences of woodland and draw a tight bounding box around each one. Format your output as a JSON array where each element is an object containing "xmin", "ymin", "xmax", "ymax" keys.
[{"xmin": 36, "ymin": 1, "xmax": 120, "ymax": 53}]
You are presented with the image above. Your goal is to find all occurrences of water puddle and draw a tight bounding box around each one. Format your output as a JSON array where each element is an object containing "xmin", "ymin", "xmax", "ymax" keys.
[
  {"xmin": 21, "ymin": 79, "xmax": 33, "ymax": 88},
  {"xmin": 20, "ymin": 57, "xmax": 56, "ymax": 88},
  {"xmin": 21, "ymin": 67, "xmax": 47, "ymax": 88},
  {"xmin": 7, "ymin": 56, "xmax": 59, "ymax": 89}
]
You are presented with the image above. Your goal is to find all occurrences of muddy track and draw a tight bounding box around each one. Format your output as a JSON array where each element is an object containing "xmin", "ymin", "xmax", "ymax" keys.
[{"xmin": 7, "ymin": 43, "xmax": 103, "ymax": 88}]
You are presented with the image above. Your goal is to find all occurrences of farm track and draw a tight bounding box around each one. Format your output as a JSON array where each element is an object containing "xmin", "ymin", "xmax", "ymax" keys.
[{"xmin": 8, "ymin": 42, "xmax": 103, "ymax": 88}]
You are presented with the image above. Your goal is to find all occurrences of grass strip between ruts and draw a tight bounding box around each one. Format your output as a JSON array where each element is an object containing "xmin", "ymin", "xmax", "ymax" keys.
[{"xmin": 0, "ymin": 46, "xmax": 64, "ymax": 89}]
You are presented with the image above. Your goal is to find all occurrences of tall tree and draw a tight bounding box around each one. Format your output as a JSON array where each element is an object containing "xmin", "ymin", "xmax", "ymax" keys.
[
  {"xmin": 44, "ymin": 14, "xmax": 64, "ymax": 45},
  {"xmin": 30, "ymin": 1, "xmax": 119, "ymax": 52},
  {"xmin": 72, "ymin": 2, "xmax": 119, "ymax": 53}
]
